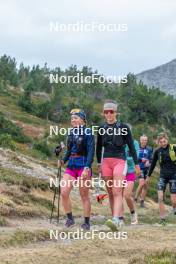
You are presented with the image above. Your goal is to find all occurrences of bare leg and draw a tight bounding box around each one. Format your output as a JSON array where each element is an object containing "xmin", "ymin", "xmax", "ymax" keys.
[
  {"xmin": 141, "ymin": 182, "xmax": 148, "ymax": 201},
  {"xmin": 124, "ymin": 181, "xmax": 135, "ymax": 212},
  {"xmin": 61, "ymin": 173, "xmax": 74, "ymax": 214},
  {"xmin": 135, "ymin": 178, "xmax": 145, "ymax": 200},
  {"xmin": 112, "ymin": 160, "xmax": 126, "ymax": 217},
  {"xmin": 158, "ymin": 190, "xmax": 166, "ymax": 219},
  {"xmin": 103, "ymin": 176, "xmax": 114, "ymax": 215},
  {"xmin": 78, "ymin": 175, "xmax": 91, "ymax": 217},
  {"xmin": 170, "ymin": 193, "xmax": 176, "ymax": 211}
]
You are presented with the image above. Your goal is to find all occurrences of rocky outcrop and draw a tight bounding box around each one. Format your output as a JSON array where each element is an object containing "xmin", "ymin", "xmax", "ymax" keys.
[{"xmin": 136, "ymin": 59, "xmax": 176, "ymax": 97}]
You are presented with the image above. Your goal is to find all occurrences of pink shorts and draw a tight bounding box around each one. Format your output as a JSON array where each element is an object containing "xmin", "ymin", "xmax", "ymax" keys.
[
  {"xmin": 126, "ymin": 172, "xmax": 136, "ymax": 182},
  {"xmin": 65, "ymin": 168, "xmax": 91, "ymax": 179},
  {"xmin": 101, "ymin": 158, "xmax": 127, "ymax": 177}
]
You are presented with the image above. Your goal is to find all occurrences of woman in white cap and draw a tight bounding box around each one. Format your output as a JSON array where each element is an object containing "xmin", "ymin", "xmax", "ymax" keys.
[{"xmin": 96, "ymin": 100, "xmax": 140, "ymax": 230}]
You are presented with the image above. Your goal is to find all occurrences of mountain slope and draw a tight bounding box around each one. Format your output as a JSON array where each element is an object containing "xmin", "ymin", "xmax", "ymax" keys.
[
  {"xmin": 136, "ymin": 59, "xmax": 176, "ymax": 97},
  {"xmin": 0, "ymin": 146, "xmax": 176, "ymax": 264},
  {"xmin": 0, "ymin": 76, "xmax": 176, "ymax": 264}
]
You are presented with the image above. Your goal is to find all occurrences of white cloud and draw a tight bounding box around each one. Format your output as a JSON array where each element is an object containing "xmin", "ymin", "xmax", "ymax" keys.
[{"xmin": 0, "ymin": 0, "xmax": 176, "ymax": 75}]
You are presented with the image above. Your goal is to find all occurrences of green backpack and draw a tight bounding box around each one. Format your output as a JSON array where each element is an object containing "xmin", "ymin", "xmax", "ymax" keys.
[{"xmin": 169, "ymin": 144, "xmax": 176, "ymax": 162}]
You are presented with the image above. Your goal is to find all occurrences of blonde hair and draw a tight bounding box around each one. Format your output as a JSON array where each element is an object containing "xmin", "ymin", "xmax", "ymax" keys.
[{"xmin": 157, "ymin": 132, "xmax": 169, "ymax": 143}]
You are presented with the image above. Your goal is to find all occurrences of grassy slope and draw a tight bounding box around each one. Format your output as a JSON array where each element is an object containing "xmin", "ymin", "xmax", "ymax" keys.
[
  {"xmin": 0, "ymin": 86, "xmax": 174, "ymax": 216},
  {"xmin": 0, "ymin": 87, "xmax": 176, "ymax": 264},
  {"xmin": 0, "ymin": 152, "xmax": 176, "ymax": 264}
]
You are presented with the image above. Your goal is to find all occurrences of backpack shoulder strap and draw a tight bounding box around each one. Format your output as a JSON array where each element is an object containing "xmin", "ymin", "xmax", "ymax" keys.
[
  {"xmin": 115, "ymin": 121, "xmax": 122, "ymax": 127},
  {"xmin": 169, "ymin": 144, "xmax": 176, "ymax": 162}
]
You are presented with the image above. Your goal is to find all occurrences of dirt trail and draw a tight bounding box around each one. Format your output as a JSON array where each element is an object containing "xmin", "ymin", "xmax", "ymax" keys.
[
  {"xmin": 0, "ymin": 211, "xmax": 175, "ymax": 264},
  {"xmin": 0, "ymin": 219, "xmax": 175, "ymax": 264},
  {"xmin": 0, "ymin": 148, "xmax": 176, "ymax": 263}
]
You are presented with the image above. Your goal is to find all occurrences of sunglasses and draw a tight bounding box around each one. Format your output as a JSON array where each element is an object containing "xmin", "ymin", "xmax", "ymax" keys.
[{"xmin": 104, "ymin": 110, "xmax": 115, "ymax": 115}]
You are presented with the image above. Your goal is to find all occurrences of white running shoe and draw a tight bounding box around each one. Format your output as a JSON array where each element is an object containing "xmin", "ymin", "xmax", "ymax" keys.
[
  {"xmin": 130, "ymin": 212, "xmax": 138, "ymax": 225},
  {"xmin": 119, "ymin": 219, "xmax": 125, "ymax": 228}
]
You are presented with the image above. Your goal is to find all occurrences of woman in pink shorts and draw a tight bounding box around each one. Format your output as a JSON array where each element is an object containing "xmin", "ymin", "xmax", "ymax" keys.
[
  {"xmin": 58, "ymin": 109, "xmax": 95, "ymax": 230},
  {"xmin": 96, "ymin": 100, "xmax": 140, "ymax": 230},
  {"xmin": 123, "ymin": 139, "xmax": 140, "ymax": 225}
]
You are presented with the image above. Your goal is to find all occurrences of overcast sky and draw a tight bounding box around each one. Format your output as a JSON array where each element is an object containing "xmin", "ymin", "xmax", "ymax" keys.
[{"xmin": 0, "ymin": 0, "xmax": 176, "ymax": 76}]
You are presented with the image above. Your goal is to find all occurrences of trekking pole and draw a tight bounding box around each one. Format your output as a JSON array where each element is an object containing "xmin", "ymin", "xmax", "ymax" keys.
[
  {"xmin": 57, "ymin": 164, "xmax": 62, "ymax": 224},
  {"xmin": 50, "ymin": 142, "xmax": 65, "ymax": 224},
  {"xmin": 50, "ymin": 180, "xmax": 57, "ymax": 223},
  {"xmin": 50, "ymin": 166, "xmax": 61, "ymax": 223},
  {"xmin": 50, "ymin": 160, "xmax": 61, "ymax": 224}
]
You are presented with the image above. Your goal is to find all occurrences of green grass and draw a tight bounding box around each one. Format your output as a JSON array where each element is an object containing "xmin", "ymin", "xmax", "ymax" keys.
[
  {"xmin": 145, "ymin": 250, "xmax": 176, "ymax": 264},
  {"xmin": 0, "ymin": 216, "xmax": 9, "ymax": 227},
  {"xmin": 0, "ymin": 189, "xmax": 52, "ymax": 218},
  {"xmin": 0, "ymin": 229, "xmax": 50, "ymax": 248},
  {"xmin": 2, "ymin": 186, "xmax": 52, "ymax": 210},
  {"xmin": 0, "ymin": 91, "xmax": 54, "ymax": 126},
  {"xmin": 16, "ymin": 146, "xmax": 52, "ymax": 160},
  {"xmin": 0, "ymin": 167, "xmax": 49, "ymax": 191},
  {"xmin": 0, "ymin": 167, "xmax": 53, "ymax": 218},
  {"xmin": 130, "ymin": 250, "xmax": 176, "ymax": 264},
  {"xmin": 22, "ymin": 194, "xmax": 53, "ymax": 210}
]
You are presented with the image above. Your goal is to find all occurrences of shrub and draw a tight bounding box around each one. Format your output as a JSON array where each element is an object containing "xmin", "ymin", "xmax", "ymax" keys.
[
  {"xmin": 0, "ymin": 112, "xmax": 31, "ymax": 143},
  {"xmin": 0, "ymin": 134, "xmax": 16, "ymax": 150},
  {"xmin": 33, "ymin": 141, "xmax": 52, "ymax": 157}
]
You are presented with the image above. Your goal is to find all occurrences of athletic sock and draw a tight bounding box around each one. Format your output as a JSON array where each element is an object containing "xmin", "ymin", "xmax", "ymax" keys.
[
  {"xmin": 160, "ymin": 218, "xmax": 166, "ymax": 221},
  {"xmin": 85, "ymin": 217, "xmax": 90, "ymax": 225},
  {"xmin": 119, "ymin": 216, "xmax": 124, "ymax": 220},
  {"xmin": 130, "ymin": 210, "xmax": 135, "ymax": 215},
  {"xmin": 67, "ymin": 212, "xmax": 73, "ymax": 220},
  {"xmin": 140, "ymin": 200, "xmax": 144, "ymax": 205}
]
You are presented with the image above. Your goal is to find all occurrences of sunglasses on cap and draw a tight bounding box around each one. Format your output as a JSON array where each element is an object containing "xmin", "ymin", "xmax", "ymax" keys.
[
  {"xmin": 70, "ymin": 108, "xmax": 81, "ymax": 114},
  {"xmin": 104, "ymin": 109, "xmax": 115, "ymax": 114}
]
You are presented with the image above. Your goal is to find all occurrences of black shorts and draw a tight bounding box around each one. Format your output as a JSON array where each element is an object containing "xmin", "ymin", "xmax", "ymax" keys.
[
  {"xmin": 157, "ymin": 172, "xmax": 176, "ymax": 194},
  {"xmin": 139, "ymin": 168, "xmax": 148, "ymax": 180}
]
